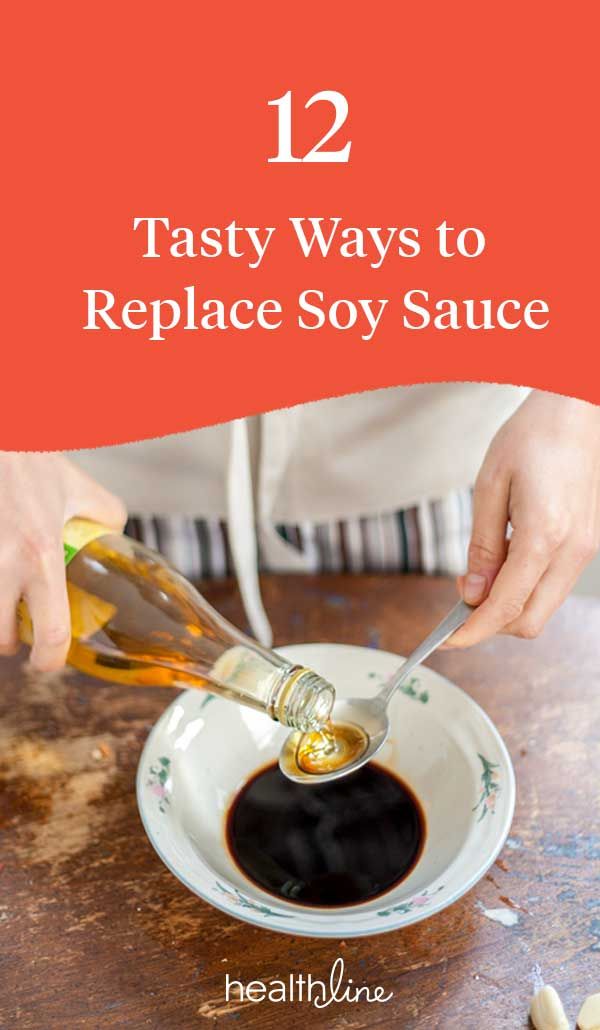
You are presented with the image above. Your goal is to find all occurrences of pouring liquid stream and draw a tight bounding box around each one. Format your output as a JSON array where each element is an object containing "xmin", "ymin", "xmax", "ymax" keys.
[{"xmin": 282, "ymin": 719, "xmax": 370, "ymax": 776}]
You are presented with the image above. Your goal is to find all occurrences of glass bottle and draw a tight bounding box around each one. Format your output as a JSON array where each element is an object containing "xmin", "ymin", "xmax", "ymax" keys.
[{"xmin": 18, "ymin": 519, "xmax": 335, "ymax": 733}]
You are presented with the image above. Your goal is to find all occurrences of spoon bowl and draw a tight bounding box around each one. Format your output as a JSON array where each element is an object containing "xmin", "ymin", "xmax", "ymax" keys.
[
  {"xmin": 279, "ymin": 600, "xmax": 473, "ymax": 784},
  {"xmin": 278, "ymin": 696, "xmax": 389, "ymax": 784}
]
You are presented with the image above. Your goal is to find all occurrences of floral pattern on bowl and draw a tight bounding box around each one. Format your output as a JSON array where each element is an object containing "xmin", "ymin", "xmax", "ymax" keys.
[
  {"xmin": 367, "ymin": 672, "xmax": 429, "ymax": 704},
  {"xmin": 213, "ymin": 882, "xmax": 293, "ymax": 919},
  {"xmin": 146, "ymin": 756, "xmax": 171, "ymax": 814},
  {"xmin": 377, "ymin": 884, "xmax": 445, "ymax": 918},
  {"xmin": 473, "ymin": 753, "xmax": 501, "ymax": 821}
]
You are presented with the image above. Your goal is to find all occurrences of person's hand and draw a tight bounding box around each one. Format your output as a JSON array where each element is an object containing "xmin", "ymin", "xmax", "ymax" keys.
[
  {"xmin": 447, "ymin": 391, "xmax": 600, "ymax": 648},
  {"xmin": 0, "ymin": 454, "xmax": 126, "ymax": 671}
]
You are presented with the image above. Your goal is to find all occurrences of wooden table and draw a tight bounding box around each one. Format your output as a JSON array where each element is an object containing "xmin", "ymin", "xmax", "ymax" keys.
[{"xmin": 1, "ymin": 575, "xmax": 599, "ymax": 1029}]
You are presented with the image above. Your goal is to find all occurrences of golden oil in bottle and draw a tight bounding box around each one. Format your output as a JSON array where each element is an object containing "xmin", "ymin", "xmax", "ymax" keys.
[{"xmin": 17, "ymin": 519, "xmax": 335, "ymax": 733}]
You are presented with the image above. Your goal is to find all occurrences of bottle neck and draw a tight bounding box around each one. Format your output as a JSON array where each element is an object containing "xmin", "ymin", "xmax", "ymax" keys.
[{"xmin": 268, "ymin": 665, "xmax": 335, "ymax": 732}]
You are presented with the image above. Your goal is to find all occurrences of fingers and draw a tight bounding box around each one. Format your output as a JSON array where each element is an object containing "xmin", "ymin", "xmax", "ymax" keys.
[
  {"xmin": 0, "ymin": 454, "xmax": 124, "ymax": 675},
  {"xmin": 448, "ymin": 526, "xmax": 556, "ymax": 648},
  {"xmin": 74, "ymin": 484, "xmax": 127, "ymax": 530},
  {"xmin": 24, "ymin": 539, "xmax": 71, "ymax": 671},
  {"xmin": 0, "ymin": 592, "xmax": 20, "ymax": 655},
  {"xmin": 443, "ymin": 392, "xmax": 600, "ymax": 650},
  {"xmin": 460, "ymin": 467, "xmax": 510, "ymax": 606},
  {"xmin": 63, "ymin": 460, "xmax": 127, "ymax": 530},
  {"xmin": 0, "ymin": 539, "xmax": 23, "ymax": 654},
  {"xmin": 503, "ymin": 538, "xmax": 597, "ymax": 639}
]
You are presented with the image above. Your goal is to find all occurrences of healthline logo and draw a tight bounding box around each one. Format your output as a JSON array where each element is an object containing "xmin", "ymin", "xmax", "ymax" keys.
[{"xmin": 225, "ymin": 956, "xmax": 393, "ymax": 1008}]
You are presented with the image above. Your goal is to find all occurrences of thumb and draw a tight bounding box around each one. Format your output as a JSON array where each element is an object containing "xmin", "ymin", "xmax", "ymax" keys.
[
  {"xmin": 65, "ymin": 463, "xmax": 127, "ymax": 531},
  {"xmin": 461, "ymin": 470, "xmax": 510, "ymax": 605}
]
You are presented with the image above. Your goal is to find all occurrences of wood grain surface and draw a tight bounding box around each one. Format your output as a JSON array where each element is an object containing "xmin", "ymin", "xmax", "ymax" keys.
[{"xmin": 1, "ymin": 574, "xmax": 599, "ymax": 1030}]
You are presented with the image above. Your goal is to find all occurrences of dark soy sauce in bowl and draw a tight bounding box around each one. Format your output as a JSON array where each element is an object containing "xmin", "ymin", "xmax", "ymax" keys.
[{"xmin": 226, "ymin": 761, "xmax": 425, "ymax": 907}]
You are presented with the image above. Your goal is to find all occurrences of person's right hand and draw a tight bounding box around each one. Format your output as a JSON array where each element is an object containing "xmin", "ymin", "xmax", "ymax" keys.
[{"xmin": 0, "ymin": 454, "xmax": 126, "ymax": 671}]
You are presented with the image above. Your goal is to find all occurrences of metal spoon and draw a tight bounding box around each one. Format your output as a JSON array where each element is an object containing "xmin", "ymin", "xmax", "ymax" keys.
[{"xmin": 279, "ymin": 599, "xmax": 472, "ymax": 784}]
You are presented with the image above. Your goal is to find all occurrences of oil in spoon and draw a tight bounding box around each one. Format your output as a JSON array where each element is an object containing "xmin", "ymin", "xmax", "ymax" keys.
[{"xmin": 282, "ymin": 719, "xmax": 369, "ymax": 777}]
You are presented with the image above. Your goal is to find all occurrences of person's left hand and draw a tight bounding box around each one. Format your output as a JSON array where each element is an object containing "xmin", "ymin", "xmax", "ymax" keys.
[{"xmin": 447, "ymin": 390, "xmax": 600, "ymax": 648}]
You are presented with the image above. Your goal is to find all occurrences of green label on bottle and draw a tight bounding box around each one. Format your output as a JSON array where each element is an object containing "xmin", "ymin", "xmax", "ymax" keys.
[
  {"xmin": 63, "ymin": 542, "xmax": 78, "ymax": 566},
  {"xmin": 62, "ymin": 518, "xmax": 110, "ymax": 566}
]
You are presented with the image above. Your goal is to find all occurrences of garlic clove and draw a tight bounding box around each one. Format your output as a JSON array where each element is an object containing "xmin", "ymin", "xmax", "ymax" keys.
[
  {"xmin": 530, "ymin": 985, "xmax": 570, "ymax": 1030},
  {"xmin": 577, "ymin": 992, "xmax": 600, "ymax": 1030}
]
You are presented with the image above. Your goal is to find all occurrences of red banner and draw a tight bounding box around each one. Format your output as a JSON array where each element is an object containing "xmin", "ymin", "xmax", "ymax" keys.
[{"xmin": 4, "ymin": 1, "xmax": 598, "ymax": 449}]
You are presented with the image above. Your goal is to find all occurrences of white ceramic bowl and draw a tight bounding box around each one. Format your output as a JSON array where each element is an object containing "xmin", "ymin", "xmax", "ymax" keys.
[{"xmin": 137, "ymin": 643, "xmax": 515, "ymax": 938}]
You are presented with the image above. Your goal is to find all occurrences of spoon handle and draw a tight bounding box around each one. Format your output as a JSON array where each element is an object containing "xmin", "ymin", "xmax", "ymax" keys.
[{"xmin": 377, "ymin": 600, "xmax": 473, "ymax": 705}]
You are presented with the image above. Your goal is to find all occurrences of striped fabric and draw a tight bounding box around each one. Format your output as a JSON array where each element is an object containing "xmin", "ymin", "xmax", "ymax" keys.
[
  {"xmin": 125, "ymin": 515, "xmax": 234, "ymax": 581},
  {"xmin": 125, "ymin": 488, "xmax": 473, "ymax": 583}
]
